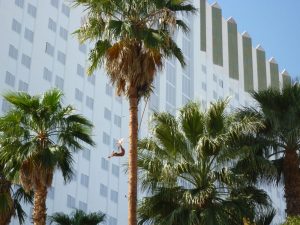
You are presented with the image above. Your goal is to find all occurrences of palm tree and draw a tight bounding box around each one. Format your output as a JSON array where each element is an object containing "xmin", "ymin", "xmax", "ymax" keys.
[
  {"xmin": 137, "ymin": 100, "xmax": 274, "ymax": 225},
  {"xmin": 0, "ymin": 165, "xmax": 33, "ymax": 225},
  {"xmin": 240, "ymin": 83, "xmax": 300, "ymax": 216},
  {"xmin": 0, "ymin": 89, "xmax": 95, "ymax": 225},
  {"xmin": 72, "ymin": 1, "xmax": 196, "ymax": 224},
  {"xmin": 49, "ymin": 210, "xmax": 106, "ymax": 225}
]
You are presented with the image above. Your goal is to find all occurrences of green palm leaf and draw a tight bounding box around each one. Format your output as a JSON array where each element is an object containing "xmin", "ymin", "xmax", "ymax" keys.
[
  {"xmin": 137, "ymin": 100, "xmax": 274, "ymax": 224},
  {"xmin": 0, "ymin": 89, "xmax": 94, "ymax": 225}
]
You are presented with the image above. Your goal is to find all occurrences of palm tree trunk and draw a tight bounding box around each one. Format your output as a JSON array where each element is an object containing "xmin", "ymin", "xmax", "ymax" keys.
[
  {"xmin": 33, "ymin": 185, "xmax": 48, "ymax": 225},
  {"xmin": 0, "ymin": 173, "xmax": 14, "ymax": 225},
  {"xmin": 0, "ymin": 210, "xmax": 13, "ymax": 225},
  {"xmin": 128, "ymin": 86, "xmax": 138, "ymax": 225},
  {"xmin": 283, "ymin": 149, "xmax": 300, "ymax": 216},
  {"xmin": 0, "ymin": 178, "xmax": 13, "ymax": 225}
]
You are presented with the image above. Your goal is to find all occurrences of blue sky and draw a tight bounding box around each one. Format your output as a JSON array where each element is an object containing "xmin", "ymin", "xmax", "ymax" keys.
[{"xmin": 207, "ymin": 0, "xmax": 300, "ymax": 78}]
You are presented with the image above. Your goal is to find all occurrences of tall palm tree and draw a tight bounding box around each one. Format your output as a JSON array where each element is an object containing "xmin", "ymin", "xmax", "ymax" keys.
[
  {"xmin": 0, "ymin": 165, "xmax": 33, "ymax": 225},
  {"xmin": 49, "ymin": 210, "xmax": 106, "ymax": 225},
  {"xmin": 72, "ymin": 1, "xmax": 196, "ymax": 224},
  {"xmin": 137, "ymin": 100, "xmax": 274, "ymax": 225},
  {"xmin": 240, "ymin": 83, "xmax": 300, "ymax": 216},
  {"xmin": 0, "ymin": 89, "xmax": 95, "ymax": 225}
]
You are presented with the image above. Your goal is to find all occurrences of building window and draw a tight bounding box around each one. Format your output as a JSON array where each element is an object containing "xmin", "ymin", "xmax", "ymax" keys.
[
  {"xmin": 150, "ymin": 94, "xmax": 159, "ymax": 110},
  {"xmin": 72, "ymin": 170, "xmax": 78, "ymax": 182},
  {"xmin": 112, "ymin": 164, "xmax": 119, "ymax": 177},
  {"xmin": 110, "ymin": 190, "xmax": 118, "ymax": 203},
  {"xmin": 86, "ymin": 96, "xmax": 94, "ymax": 109},
  {"xmin": 182, "ymin": 75, "xmax": 191, "ymax": 97},
  {"xmin": 15, "ymin": 0, "xmax": 24, "ymax": 8},
  {"xmin": 2, "ymin": 100, "xmax": 11, "ymax": 113},
  {"xmin": 166, "ymin": 83, "xmax": 176, "ymax": 106},
  {"xmin": 5, "ymin": 72, "xmax": 15, "ymax": 87},
  {"xmin": 48, "ymin": 187, "xmax": 55, "ymax": 199},
  {"xmin": 201, "ymin": 100, "xmax": 207, "ymax": 109},
  {"xmin": 67, "ymin": 195, "xmax": 75, "ymax": 208},
  {"xmin": 79, "ymin": 44, "xmax": 87, "ymax": 54},
  {"xmin": 201, "ymin": 65, "xmax": 207, "ymax": 74},
  {"xmin": 213, "ymin": 91, "xmax": 218, "ymax": 100},
  {"xmin": 27, "ymin": 4, "xmax": 37, "ymax": 18},
  {"xmin": 51, "ymin": 0, "xmax": 59, "ymax": 8},
  {"xmin": 166, "ymin": 63, "xmax": 176, "ymax": 86},
  {"xmin": 82, "ymin": 149, "xmax": 90, "ymax": 161},
  {"xmin": 8, "ymin": 44, "xmax": 18, "ymax": 60},
  {"xmin": 112, "ymin": 138, "xmax": 118, "ymax": 146},
  {"xmin": 87, "ymin": 74, "xmax": 95, "ymax": 85},
  {"xmin": 182, "ymin": 95, "xmax": 190, "ymax": 105},
  {"xmin": 219, "ymin": 79, "xmax": 223, "ymax": 88},
  {"xmin": 80, "ymin": 174, "xmax": 89, "ymax": 187},
  {"xmin": 235, "ymin": 93, "xmax": 239, "ymax": 101},
  {"xmin": 166, "ymin": 103, "xmax": 176, "ymax": 115},
  {"xmin": 12, "ymin": 19, "xmax": 21, "ymax": 34},
  {"xmin": 24, "ymin": 28, "xmax": 34, "ymax": 42},
  {"xmin": 114, "ymin": 115, "xmax": 121, "ymax": 127},
  {"xmin": 43, "ymin": 67, "xmax": 52, "ymax": 82},
  {"xmin": 105, "ymin": 84, "xmax": 113, "ymax": 96},
  {"xmin": 108, "ymin": 217, "xmax": 118, "ymax": 225},
  {"xmin": 104, "ymin": 108, "xmax": 112, "ymax": 121},
  {"xmin": 59, "ymin": 27, "xmax": 68, "ymax": 40},
  {"xmin": 55, "ymin": 76, "xmax": 64, "ymax": 90},
  {"xmin": 18, "ymin": 80, "xmax": 29, "ymax": 92},
  {"xmin": 48, "ymin": 18, "xmax": 57, "ymax": 32},
  {"xmin": 101, "ymin": 157, "xmax": 109, "ymax": 171},
  {"xmin": 75, "ymin": 88, "xmax": 83, "ymax": 102},
  {"xmin": 79, "ymin": 201, "xmax": 87, "ymax": 212},
  {"xmin": 100, "ymin": 184, "xmax": 108, "ymax": 197},
  {"xmin": 182, "ymin": 36, "xmax": 191, "ymax": 58},
  {"xmin": 102, "ymin": 132, "xmax": 110, "ymax": 145},
  {"xmin": 57, "ymin": 51, "xmax": 66, "ymax": 65},
  {"xmin": 21, "ymin": 54, "xmax": 31, "ymax": 69},
  {"xmin": 61, "ymin": 3, "xmax": 70, "ymax": 17},
  {"xmin": 201, "ymin": 82, "xmax": 207, "ymax": 91},
  {"xmin": 77, "ymin": 64, "xmax": 84, "ymax": 77},
  {"xmin": 45, "ymin": 42, "xmax": 54, "ymax": 56},
  {"xmin": 115, "ymin": 96, "xmax": 122, "ymax": 104},
  {"xmin": 213, "ymin": 74, "xmax": 217, "ymax": 82}
]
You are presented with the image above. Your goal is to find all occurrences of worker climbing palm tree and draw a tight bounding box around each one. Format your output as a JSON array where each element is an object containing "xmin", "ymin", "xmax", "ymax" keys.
[{"xmin": 108, "ymin": 138, "xmax": 125, "ymax": 158}]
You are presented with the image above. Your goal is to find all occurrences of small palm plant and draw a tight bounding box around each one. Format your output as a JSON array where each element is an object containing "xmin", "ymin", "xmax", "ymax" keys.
[
  {"xmin": 0, "ymin": 89, "xmax": 95, "ymax": 225},
  {"xmin": 49, "ymin": 210, "xmax": 106, "ymax": 225},
  {"xmin": 137, "ymin": 100, "xmax": 274, "ymax": 225}
]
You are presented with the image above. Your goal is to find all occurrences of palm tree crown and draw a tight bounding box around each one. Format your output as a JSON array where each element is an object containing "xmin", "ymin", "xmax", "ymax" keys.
[
  {"xmin": 137, "ymin": 100, "xmax": 273, "ymax": 225},
  {"xmin": 74, "ymin": 0, "xmax": 196, "ymax": 98},
  {"xmin": 49, "ymin": 210, "xmax": 106, "ymax": 225},
  {"xmin": 0, "ymin": 89, "xmax": 95, "ymax": 225},
  {"xmin": 241, "ymin": 83, "xmax": 300, "ymax": 216}
]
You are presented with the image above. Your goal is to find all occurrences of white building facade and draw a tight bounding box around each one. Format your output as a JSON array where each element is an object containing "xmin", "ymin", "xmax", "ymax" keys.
[{"xmin": 0, "ymin": 0, "xmax": 291, "ymax": 224}]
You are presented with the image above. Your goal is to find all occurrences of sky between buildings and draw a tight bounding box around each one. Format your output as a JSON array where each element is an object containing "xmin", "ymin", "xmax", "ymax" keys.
[{"xmin": 207, "ymin": 0, "xmax": 300, "ymax": 79}]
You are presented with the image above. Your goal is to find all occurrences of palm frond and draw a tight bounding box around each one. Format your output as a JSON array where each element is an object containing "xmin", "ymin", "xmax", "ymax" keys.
[{"xmin": 137, "ymin": 100, "xmax": 273, "ymax": 224}]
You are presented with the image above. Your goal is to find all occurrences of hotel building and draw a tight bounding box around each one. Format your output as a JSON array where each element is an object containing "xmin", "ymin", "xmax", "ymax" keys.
[{"xmin": 0, "ymin": 0, "xmax": 291, "ymax": 224}]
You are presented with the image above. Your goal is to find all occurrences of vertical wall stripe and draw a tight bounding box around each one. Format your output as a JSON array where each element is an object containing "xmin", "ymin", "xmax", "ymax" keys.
[
  {"xmin": 212, "ymin": 5, "xmax": 223, "ymax": 66},
  {"xmin": 227, "ymin": 19, "xmax": 239, "ymax": 80},
  {"xmin": 200, "ymin": 0, "xmax": 206, "ymax": 51},
  {"xmin": 269, "ymin": 61, "xmax": 280, "ymax": 90},
  {"xmin": 282, "ymin": 74, "xmax": 292, "ymax": 87},
  {"xmin": 256, "ymin": 48, "xmax": 267, "ymax": 91},
  {"xmin": 242, "ymin": 35, "xmax": 254, "ymax": 92}
]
